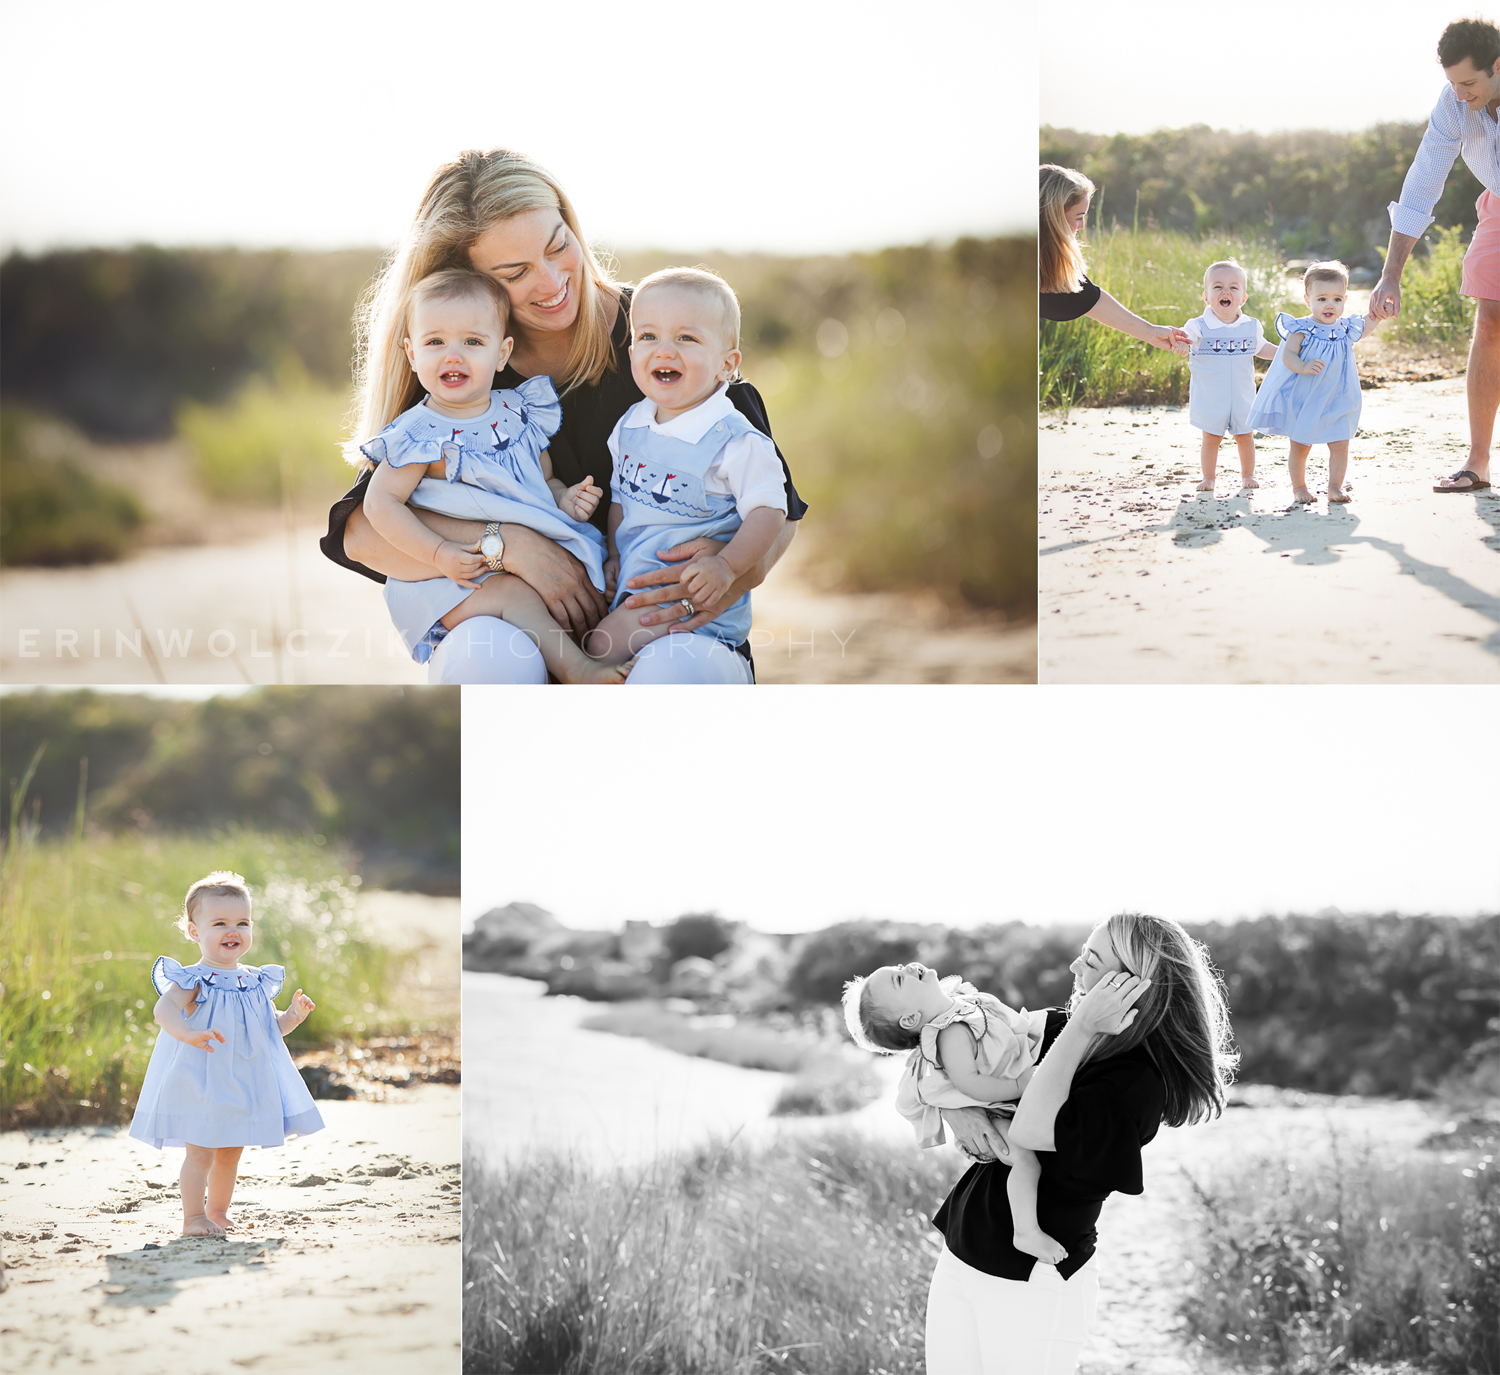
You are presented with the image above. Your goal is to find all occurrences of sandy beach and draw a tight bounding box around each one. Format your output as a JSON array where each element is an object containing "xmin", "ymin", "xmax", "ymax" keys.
[
  {"xmin": 1, "ymin": 532, "xmax": 1034, "ymax": 686},
  {"xmin": 0, "ymin": 1085, "xmax": 460, "ymax": 1374},
  {"xmin": 1039, "ymin": 376, "xmax": 1500, "ymax": 682}
]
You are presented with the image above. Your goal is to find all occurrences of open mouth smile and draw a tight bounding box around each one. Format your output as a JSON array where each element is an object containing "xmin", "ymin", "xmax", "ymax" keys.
[
  {"xmin": 651, "ymin": 368, "xmax": 681, "ymax": 384},
  {"xmin": 439, "ymin": 370, "xmax": 468, "ymax": 386},
  {"xmin": 533, "ymin": 281, "xmax": 570, "ymax": 312}
]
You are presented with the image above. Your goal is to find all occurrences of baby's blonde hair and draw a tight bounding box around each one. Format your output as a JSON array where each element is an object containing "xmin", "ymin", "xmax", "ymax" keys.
[
  {"xmin": 1303, "ymin": 260, "xmax": 1349, "ymax": 291},
  {"xmin": 631, "ymin": 266, "xmax": 742, "ymax": 355},
  {"xmin": 1203, "ymin": 259, "xmax": 1248, "ymax": 288},
  {"xmin": 178, "ymin": 871, "xmax": 252, "ymax": 938},
  {"xmin": 841, "ymin": 973, "xmax": 919, "ymax": 1055}
]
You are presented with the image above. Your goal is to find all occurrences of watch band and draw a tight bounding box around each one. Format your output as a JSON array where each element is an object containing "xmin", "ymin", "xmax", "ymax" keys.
[{"xmin": 482, "ymin": 522, "xmax": 504, "ymax": 573}]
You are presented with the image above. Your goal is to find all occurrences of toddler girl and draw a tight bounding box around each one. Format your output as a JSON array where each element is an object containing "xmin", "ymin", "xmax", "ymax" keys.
[
  {"xmin": 582, "ymin": 268, "xmax": 788, "ymax": 680},
  {"xmin": 130, "ymin": 872, "xmax": 324, "ymax": 1236},
  {"xmin": 1174, "ymin": 260, "xmax": 1279, "ymax": 492},
  {"xmin": 842, "ymin": 961, "xmax": 1065, "ymax": 1264},
  {"xmin": 1247, "ymin": 260, "xmax": 1381, "ymax": 504},
  {"xmin": 361, "ymin": 267, "xmax": 628, "ymax": 684}
]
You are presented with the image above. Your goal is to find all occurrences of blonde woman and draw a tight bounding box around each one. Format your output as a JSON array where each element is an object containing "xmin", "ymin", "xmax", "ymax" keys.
[
  {"xmin": 927, "ymin": 912, "xmax": 1238, "ymax": 1375},
  {"xmin": 322, "ymin": 148, "xmax": 805, "ymax": 684},
  {"xmin": 1040, "ymin": 165, "xmax": 1188, "ymax": 351}
]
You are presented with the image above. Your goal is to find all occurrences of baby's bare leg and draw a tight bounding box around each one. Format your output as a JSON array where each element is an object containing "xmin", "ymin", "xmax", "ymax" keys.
[
  {"xmin": 584, "ymin": 603, "xmax": 681, "ymax": 666},
  {"xmin": 181, "ymin": 1143, "xmax": 223, "ymax": 1235},
  {"xmin": 1007, "ymin": 1145, "xmax": 1068, "ymax": 1264},
  {"xmin": 1234, "ymin": 433, "xmax": 1258, "ymax": 487},
  {"xmin": 441, "ymin": 573, "xmax": 629, "ymax": 685},
  {"xmin": 1197, "ymin": 433, "xmax": 1222, "ymax": 491},
  {"xmin": 205, "ymin": 1145, "xmax": 245, "ymax": 1231},
  {"xmin": 1327, "ymin": 441, "xmax": 1351, "ymax": 501},
  {"xmin": 1288, "ymin": 442, "xmax": 1315, "ymax": 503}
]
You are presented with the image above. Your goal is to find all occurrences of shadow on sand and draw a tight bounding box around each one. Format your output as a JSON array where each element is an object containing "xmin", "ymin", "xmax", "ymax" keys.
[{"xmin": 93, "ymin": 1235, "xmax": 285, "ymax": 1307}]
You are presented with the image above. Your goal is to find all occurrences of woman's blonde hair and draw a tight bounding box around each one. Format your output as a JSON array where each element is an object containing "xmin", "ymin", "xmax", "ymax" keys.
[
  {"xmin": 1039, "ymin": 164, "xmax": 1095, "ymax": 295},
  {"xmin": 348, "ymin": 148, "xmax": 623, "ymax": 464},
  {"xmin": 1071, "ymin": 913, "xmax": 1238, "ymax": 1127}
]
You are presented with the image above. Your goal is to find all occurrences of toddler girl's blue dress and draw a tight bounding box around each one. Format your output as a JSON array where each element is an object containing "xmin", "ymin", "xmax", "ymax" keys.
[
  {"xmin": 128, "ymin": 958, "xmax": 324, "ymax": 1150},
  {"xmin": 1248, "ymin": 313, "xmax": 1368, "ymax": 444},
  {"xmin": 360, "ymin": 375, "xmax": 607, "ymax": 663}
]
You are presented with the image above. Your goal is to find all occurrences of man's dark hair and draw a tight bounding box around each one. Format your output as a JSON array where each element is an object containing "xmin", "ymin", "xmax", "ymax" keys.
[{"xmin": 1439, "ymin": 18, "xmax": 1500, "ymax": 74}]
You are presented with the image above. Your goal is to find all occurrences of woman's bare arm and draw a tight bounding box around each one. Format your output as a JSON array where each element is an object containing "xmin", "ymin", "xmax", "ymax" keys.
[{"xmin": 1085, "ymin": 290, "xmax": 1188, "ymax": 351}]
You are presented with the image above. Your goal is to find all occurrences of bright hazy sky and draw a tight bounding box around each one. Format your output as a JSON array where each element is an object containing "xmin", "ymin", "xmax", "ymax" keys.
[
  {"xmin": 1044, "ymin": 1, "xmax": 1462, "ymax": 135},
  {"xmin": 0, "ymin": 1, "xmax": 1030, "ymax": 256},
  {"xmin": 463, "ymin": 686, "xmax": 1500, "ymax": 933}
]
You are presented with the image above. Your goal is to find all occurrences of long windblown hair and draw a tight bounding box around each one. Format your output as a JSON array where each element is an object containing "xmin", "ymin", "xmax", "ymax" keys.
[
  {"xmin": 348, "ymin": 148, "xmax": 624, "ymax": 463},
  {"xmin": 1070, "ymin": 913, "xmax": 1238, "ymax": 1127},
  {"xmin": 1039, "ymin": 164, "xmax": 1095, "ymax": 295}
]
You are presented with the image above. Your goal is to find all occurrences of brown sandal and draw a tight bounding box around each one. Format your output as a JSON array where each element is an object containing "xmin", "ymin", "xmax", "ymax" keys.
[{"xmin": 1434, "ymin": 469, "xmax": 1492, "ymax": 492}]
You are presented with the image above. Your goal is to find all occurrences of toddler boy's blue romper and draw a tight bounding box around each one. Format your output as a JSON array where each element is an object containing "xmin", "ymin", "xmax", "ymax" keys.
[
  {"xmin": 361, "ymin": 376, "xmax": 607, "ymax": 663},
  {"xmin": 611, "ymin": 408, "xmax": 764, "ymax": 648},
  {"xmin": 1186, "ymin": 312, "xmax": 1264, "ymax": 436},
  {"xmin": 1247, "ymin": 313, "xmax": 1368, "ymax": 444}
]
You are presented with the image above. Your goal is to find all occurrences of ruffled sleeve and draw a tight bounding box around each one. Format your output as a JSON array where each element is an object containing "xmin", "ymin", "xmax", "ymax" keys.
[
  {"xmin": 1347, "ymin": 314, "xmax": 1368, "ymax": 343},
  {"xmin": 1051, "ymin": 1065, "xmax": 1164, "ymax": 1195},
  {"xmin": 359, "ymin": 406, "xmax": 454, "ymax": 470},
  {"xmin": 1274, "ymin": 313, "xmax": 1305, "ymax": 342},
  {"xmin": 151, "ymin": 956, "xmax": 199, "ymax": 997},
  {"xmin": 254, "ymin": 964, "xmax": 286, "ymax": 1000},
  {"xmin": 510, "ymin": 374, "xmax": 562, "ymax": 442}
]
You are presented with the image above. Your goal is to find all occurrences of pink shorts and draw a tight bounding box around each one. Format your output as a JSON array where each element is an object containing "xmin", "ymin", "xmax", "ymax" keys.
[{"xmin": 1462, "ymin": 190, "xmax": 1500, "ymax": 301}]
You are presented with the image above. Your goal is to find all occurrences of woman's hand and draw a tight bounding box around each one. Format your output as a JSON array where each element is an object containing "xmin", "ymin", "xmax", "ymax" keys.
[
  {"xmin": 1071, "ymin": 972, "xmax": 1149, "ymax": 1037},
  {"xmin": 500, "ymin": 525, "xmax": 609, "ymax": 636},
  {"xmin": 940, "ymin": 1106, "xmax": 1012, "ymax": 1163},
  {"xmin": 620, "ymin": 536, "xmax": 733, "ymax": 632},
  {"xmin": 186, "ymin": 1028, "xmax": 226, "ymax": 1053},
  {"xmin": 1147, "ymin": 324, "xmax": 1190, "ymax": 352}
]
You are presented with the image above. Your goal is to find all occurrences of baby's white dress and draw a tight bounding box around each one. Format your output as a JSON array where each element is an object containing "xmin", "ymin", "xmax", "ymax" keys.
[
  {"xmin": 128, "ymin": 958, "xmax": 324, "ymax": 1149},
  {"xmin": 894, "ymin": 978, "xmax": 1047, "ymax": 1148}
]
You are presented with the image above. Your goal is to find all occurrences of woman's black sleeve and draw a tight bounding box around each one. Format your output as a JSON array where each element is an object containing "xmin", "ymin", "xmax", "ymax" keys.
[
  {"xmin": 320, "ymin": 468, "xmax": 386, "ymax": 584},
  {"xmin": 1039, "ymin": 277, "xmax": 1103, "ymax": 322},
  {"xmin": 726, "ymin": 381, "xmax": 808, "ymax": 521},
  {"xmin": 1050, "ymin": 1067, "xmax": 1162, "ymax": 1195}
]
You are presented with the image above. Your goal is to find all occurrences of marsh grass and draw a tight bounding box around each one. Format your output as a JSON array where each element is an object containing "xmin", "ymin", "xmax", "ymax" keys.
[
  {"xmin": 462, "ymin": 1128, "xmax": 956, "ymax": 1375},
  {"xmin": 1, "ymin": 776, "xmax": 413, "ymax": 1127},
  {"xmin": 1042, "ymin": 216, "xmax": 1474, "ymax": 409},
  {"xmin": 1181, "ymin": 1139, "xmax": 1498, "ymax": 1374},
  {"xmin": 176, "ymin": 359, "xmax": 353, "ymax": 506},
  {"xmin": 579, "ymin": 1002, "xmax": 883, "ymax": 1118}
]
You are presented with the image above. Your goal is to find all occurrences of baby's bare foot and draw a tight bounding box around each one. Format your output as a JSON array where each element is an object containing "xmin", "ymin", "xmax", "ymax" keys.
[
  {"xmin": 205, "ymin": 1210, "xmax": 246, "ymax": 1231},
  {"xmin": 1292, "ymin": 486, "xmax": 1316, "ymax": 504},
  {"xmin": 1195, "ymin": 478, "xmax": 1214, "ymax": 492},
  {"xmin": 182, "ymin": 1214, "xmax": 224, "ymax": 1237},
  {"xmin": 1240, "ymin": 475, "xmax": 1260, "ymax": 489},
  {"xmin": 1328, "ymin": 484, "xmax": 1351, "ymax": 503},
  {"xmin": 562, "ymin": 656, "xmax": 634, "ymax": 685},
  {"xmin": 1013, "ymin": 1226, "xmax": 1069, "ymax": 1264}
]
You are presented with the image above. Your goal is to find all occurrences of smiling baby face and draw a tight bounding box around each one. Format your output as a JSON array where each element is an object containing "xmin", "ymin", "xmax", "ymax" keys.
[{"xmin": 1202, "ymin": 262, "xmax": 1248, "ymax": 324}]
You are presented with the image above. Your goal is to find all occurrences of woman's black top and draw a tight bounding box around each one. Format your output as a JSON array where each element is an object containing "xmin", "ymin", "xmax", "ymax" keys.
[
  {"xmin": 931, "ymin": 1009, "xmax": 1165, "ymax": 1281},
  {"xmin": 320, "ymin": 287, "xmax": 807, "ymax": 584},
  {"xmin": 1039, "ymin": 275, "xmax": 1103, "ymax": 323}
]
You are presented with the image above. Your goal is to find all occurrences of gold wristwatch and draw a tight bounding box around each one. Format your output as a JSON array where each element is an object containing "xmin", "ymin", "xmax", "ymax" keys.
[{"xmin": 480, "ymin": 522, "xmax": 504, "ymax": 572}]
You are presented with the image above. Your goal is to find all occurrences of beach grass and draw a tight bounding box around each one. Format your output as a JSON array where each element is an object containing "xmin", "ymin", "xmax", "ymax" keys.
[
  {"xmin": 1041, "ymin": 218, "xmax": 1473, "ymax": 410},
  {"xmin": 579, "ymin": 1002, "xmax": 883, "ymax": 1118},
  {"xmin": 1, "ymin": 783, "xmax": 415, "ymax": 1127},
  {"xmin": 462, "ymin": 1128, "xmax": 955, "ymax": 1375},
  {"xmin": 1180, "ymin": 1138, "xmax": 1498, "ymax": 1374}
]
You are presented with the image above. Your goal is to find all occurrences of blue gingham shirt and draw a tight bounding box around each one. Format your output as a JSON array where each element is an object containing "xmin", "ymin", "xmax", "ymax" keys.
[{"xmin": 1390, "ymin": 85, "xmax": 1500, "ymax": 237}]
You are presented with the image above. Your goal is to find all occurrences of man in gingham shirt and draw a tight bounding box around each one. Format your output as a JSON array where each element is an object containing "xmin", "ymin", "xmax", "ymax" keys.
[{"xmin": 1372, "ymin": 18, "xmax": 1500, "ymax": 493}]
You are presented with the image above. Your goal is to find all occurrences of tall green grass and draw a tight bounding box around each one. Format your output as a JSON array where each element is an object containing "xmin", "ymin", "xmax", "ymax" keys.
[
  {"xmin": 176, "ymin": 359, "xmax": 353, "ymax": 505},
  {"xmin": 463, "ymin": 1129, "xmax": 955, "ymax": 1375},
  {"xmin": 1042, "ymin": 217, "xmax": 1474, "ymax": 410},
  {"xmin": 1181, "ymin": 1142, "xmax": 1498, "ymax": 1374},
  {"xmin": 1041, "ymin": 217, "xmax": 1298, "ymax": 410},
  {"xmin": 1, "ymin": 774, "xmax": 411, "ymax": 1127}
]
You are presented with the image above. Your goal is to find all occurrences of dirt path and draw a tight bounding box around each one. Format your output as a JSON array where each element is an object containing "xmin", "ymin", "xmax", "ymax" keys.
[
  {"xmin": 1039, "ymin": 375, "xmax": 1500, "ymax": 682},
  {"xmin": 1, "ymin": 524, "xmax": 1034, "ymax": 686},
  {"xmin": 0, "ymin": 1085, "xmax": 461, "ymax": 1375}
]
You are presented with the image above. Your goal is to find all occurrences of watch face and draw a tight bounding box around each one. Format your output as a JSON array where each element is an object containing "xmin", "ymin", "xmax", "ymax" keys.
[{"xmin": 480, "ymin": 534, "xmax": 503, "ymax": 558}]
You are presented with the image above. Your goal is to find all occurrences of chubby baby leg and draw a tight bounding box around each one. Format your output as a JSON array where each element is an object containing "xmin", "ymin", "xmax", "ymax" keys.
[
  {"xmin": 180, "ymin": 1143, "xmax": 224, "ymax": 1235},
  {"xmin": 1327, "ymin": 440, "xmax": 1352, "ymax": 502},
  {"xmin": 1197, "ymin": 433, "xmax": 1222, "ymax": 491},
  {"xmin": 583, "ymin": 603, "xmax": 681, "ymax": 666},
  {"xmin": 205, "ymin": 1145, "xmax": 246, "ymax": 1231},
  {"xmin": 1234, "ymin": 433, "xmax": 1259, "ymax": 488},
  {"xmin": 1007, "ymin": 1145, "xmax": 1068, "ymax": 1264},
  {"xmin": 441, "ymin": 573, "xmax": 629, "ymax": 685}
]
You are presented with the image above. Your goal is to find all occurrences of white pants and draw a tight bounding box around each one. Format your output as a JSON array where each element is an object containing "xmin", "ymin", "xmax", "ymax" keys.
[
  {"xmin": 924, "ymin": 1245, "xmax": 1100, "ymax": 1375},
  {"xmin": 427, "ymin": 619, "xmax": 754, "ymax": 685}
]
